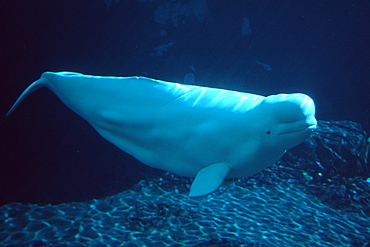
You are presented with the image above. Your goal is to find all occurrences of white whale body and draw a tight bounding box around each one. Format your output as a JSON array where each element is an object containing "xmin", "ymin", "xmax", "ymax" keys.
[{"xmin": 6, "ymin": 72, "xmax": 317, "ymax": 197}]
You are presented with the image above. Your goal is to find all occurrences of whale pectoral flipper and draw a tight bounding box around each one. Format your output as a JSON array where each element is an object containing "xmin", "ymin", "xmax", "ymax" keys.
[{"xmin": 188, "ymin": 162, "xmax": 231, "ymax": 197}]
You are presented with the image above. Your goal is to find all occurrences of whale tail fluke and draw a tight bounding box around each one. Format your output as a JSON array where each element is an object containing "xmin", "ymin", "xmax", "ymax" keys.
[{"xmin": 5, "ymin": 77, "xmax": 46, "ymax": 117}]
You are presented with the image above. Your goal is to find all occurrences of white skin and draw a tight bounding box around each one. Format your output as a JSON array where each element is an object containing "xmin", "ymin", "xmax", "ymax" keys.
[{"xmin": 7, "ymin": 72, "xmax": 317, "ymax": 196}]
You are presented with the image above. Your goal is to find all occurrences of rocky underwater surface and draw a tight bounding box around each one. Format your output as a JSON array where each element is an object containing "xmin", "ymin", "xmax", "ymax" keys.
[{"xmin": 1, "ymin": 120, "xmax": 369, "ymax": 246}]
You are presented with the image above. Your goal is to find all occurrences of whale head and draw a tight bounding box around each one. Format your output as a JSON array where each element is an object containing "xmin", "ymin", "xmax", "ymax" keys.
[{"xmin": 258, "ymin": 93, "xmax": 317, "ymax": 151}]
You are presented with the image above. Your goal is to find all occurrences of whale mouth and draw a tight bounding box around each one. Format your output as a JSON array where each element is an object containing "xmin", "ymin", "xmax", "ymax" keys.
[{"xmin": 278, "ymin": 124, "xmax": 317, "ymax": 135}]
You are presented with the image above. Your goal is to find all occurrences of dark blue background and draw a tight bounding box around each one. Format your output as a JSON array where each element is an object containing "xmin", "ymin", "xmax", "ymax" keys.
[{"xmin": 0, "ymin": 0, "xmax": 369, "ymax": 206}]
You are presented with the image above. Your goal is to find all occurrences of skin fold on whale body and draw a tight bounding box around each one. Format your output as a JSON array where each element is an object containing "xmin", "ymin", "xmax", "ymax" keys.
[{"xmin": 6, "ymin": 72, "xmax": 317, "ymax": 197}]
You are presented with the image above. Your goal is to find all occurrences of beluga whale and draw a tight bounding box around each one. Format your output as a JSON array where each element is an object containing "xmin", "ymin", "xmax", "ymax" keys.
[{"xmin": 6, "ymin": 72, "xmax": 317, "ymax": 197}]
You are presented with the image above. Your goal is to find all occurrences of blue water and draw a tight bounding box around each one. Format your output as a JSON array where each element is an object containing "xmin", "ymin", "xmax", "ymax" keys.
[{"xmin": 1, "ymin": 1, "xmax": 369, "ymax": 246}]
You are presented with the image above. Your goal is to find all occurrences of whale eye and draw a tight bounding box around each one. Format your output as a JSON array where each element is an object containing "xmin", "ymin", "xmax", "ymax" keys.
[{"xmin": 266, "ymin": 130, "xmax": 271, "ymax": 135}]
